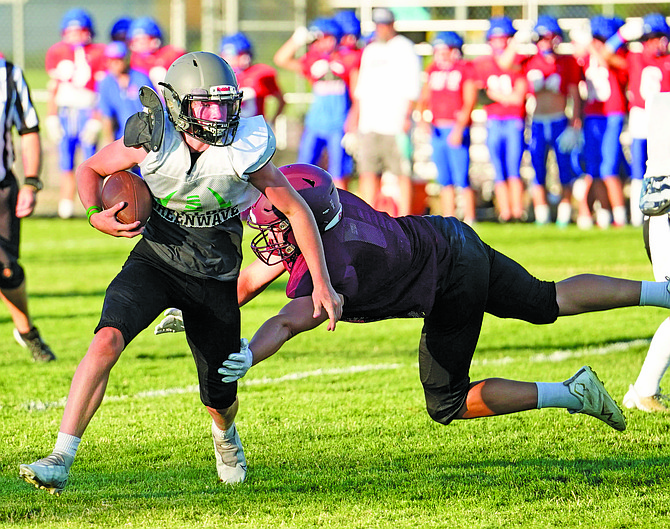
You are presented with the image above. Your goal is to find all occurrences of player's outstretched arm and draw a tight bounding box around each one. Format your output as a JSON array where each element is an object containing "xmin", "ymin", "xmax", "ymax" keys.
[
  {"xmin": 248, "ymin": 295, "xmax": 342, "ymax": 365},
  {"xmin": 238, "ymin": 259, "xmax": 285, "ymax": 307},
  {"xmin": 217, "ymin": 296, "xmax": 340, "ymax": 383}
]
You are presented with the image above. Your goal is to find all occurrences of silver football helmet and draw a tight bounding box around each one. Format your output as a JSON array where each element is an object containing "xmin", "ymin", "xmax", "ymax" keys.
[{"xmin": 159, "ymin": 51, "xmax": 243, "ymax": 146}]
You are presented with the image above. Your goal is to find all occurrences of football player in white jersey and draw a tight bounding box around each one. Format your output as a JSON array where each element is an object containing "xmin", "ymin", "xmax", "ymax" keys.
[
  {"xmin": 625, "ymin": 92, "xmax": 670, "ymax": 412},
  {"xmin": 19, "ymin": 52, "xmax": 342, "ymax": 495}
]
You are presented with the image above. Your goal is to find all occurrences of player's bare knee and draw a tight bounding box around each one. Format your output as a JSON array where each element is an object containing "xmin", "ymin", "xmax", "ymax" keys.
[{"xmin": 89, "ymin": 327, "xmax": 125, "ymax": 364}]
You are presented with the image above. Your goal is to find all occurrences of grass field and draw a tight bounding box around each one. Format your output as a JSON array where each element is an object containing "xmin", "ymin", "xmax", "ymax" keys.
[{"xmin": 2, "ymin": 218, "xmax": 670, "ymax": 528}]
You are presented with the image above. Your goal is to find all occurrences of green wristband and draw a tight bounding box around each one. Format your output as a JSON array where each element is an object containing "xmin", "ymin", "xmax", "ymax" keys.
[{"xmin": 86, "ymin": 206, "xmax": 102, "ymax": 225}]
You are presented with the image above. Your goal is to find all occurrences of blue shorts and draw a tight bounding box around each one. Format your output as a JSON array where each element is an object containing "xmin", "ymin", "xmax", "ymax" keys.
[
  {"xmin": 529, "ymin": 116, "xmax": 574, "ymax": 185},
  {"xmin": 583, "ymin": 114, "xmax": 625, "ymax": 179},
  {"xmin": 631, "ymin": 138, "xmax": 647, "ymax": 181},
  {"xmin": 431, "ymin": 126, "xmax": 471, "ymax": 188},
  {"xmin": 486, "ymin": 117, "xmax": 525, "ymax": 182},
  {"xmin": 57, "ymin": 107, "xmax": 97, "ymax": 172},
  {"xmin": 297, "ymin": 127, "xmax": 352, "ymax": 179}
]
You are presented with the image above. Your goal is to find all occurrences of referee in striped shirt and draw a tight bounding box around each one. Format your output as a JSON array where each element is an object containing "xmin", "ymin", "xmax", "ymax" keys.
[{"xmin": 1, "ymin": 57, "xmax": 55, "ymax": 361}]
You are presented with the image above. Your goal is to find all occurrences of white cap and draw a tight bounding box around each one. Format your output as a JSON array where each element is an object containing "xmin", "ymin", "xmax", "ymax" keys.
[
  {"xmin": 372, "ymin": 8, "xmax": 395, "ymax": 25},
  {"xmin": 645, "ymin": 92, "xmax": 670, "ymax": 177}
]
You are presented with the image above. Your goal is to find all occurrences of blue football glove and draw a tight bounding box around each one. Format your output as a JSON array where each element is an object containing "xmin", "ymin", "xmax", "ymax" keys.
[{"xmin": 219, "ymin": 338, "xmax": 253, "ymax": 383}]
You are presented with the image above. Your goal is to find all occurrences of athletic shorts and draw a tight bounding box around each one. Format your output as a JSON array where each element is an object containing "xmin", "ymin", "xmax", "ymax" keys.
[
  {"xmin": 356, "ymin": 132, "xmax": 404, "ymax": 176},
  {"xmin": 583, "ymin": 114, "xmax": 625, "ymax": 179},
  {"xmin": 419, "ymin": 218, "xmax": 559, "ymax": 425},
  {"xmin": 529, "ymin": 115, "xmax": 574, "ymax": 186},
  {"xmin": 0, "ymin": 172, "xmax": 21, "ymax": 267},
  {"xmin": 297, "ymin": 127, "xmax": 353, "ymax": 179},
  {"xmin": 57, "ymin": 107, "xmax": 97, "ymax": 172},
  {"xmin": 485, "ymin": 117, "xmax": 525, "ymax": 182},
  {"xmin": 431, "ymin": 126, "xmax": 471, "ymax": 188},
  {"xmin": 96, "ymin": 239, "xmax": 241, "ymax": 409}
]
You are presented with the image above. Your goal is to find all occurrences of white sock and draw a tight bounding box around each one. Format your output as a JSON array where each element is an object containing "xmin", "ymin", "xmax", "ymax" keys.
[
  {"xmin": 596, "ymin": 208, "xmax": 612, "ymax": 229},
  {"xmin": 536, "ymin": 382, "xmax": 582, "ymax": 409},
  {"xmin": 212, "ymin": 420, "xmax": 235, "ymax": 439},
  {"xmin": 639, "ymin": 281, "xmax": 670, "ymax": 308},
  {"xmin": 54, "ymin": 432, "xmax": 80, "ymax": 469},
  {"xmin": 635, "ymin": 317, "xmax": 670, "ymax": 397},
  {"xmin": 556, "ymin": 202, "xmax": 572, "ymax": 225},
  {"xmin": 534, "ymin": 204, "xmax": 550, "ymax": 224},
  {"xmin": 613, "ymin": 205, "xmax": 628, "ymax": 226}
]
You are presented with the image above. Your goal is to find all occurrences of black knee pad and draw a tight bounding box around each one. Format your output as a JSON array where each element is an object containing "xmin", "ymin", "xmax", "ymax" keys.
[
  {"xmin": 0, "ymin": 261, "xmax": 25, "ymax": 289},
  {"xmin": 419, "ymin": 333, "xmax": 469, "ymax": 426}
]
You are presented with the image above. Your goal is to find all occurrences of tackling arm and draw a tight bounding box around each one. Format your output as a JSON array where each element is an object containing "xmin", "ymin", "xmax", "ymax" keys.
[
  {"xmin": 248, "ymin": 295, "xmax": 344, "ymax": 365},
  {"xmin": 238, "ymin": 259, "xmax": 286, "ymax": 307}
]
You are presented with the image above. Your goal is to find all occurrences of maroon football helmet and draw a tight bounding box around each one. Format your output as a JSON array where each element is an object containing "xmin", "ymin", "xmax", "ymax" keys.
[{"xmin": 248, "ymin": 163, "xmax": 343, "ymax": 266}]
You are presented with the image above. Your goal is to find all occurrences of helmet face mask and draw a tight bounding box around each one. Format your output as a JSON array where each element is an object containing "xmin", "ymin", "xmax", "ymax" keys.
[
  {"xmin": 248, "ymin": 207, "xmax": 297, "ymax": 266},
  {"xmin": 248, "ymin": 163, "xmax": 343, "ymax": 266},
  {"xmin": 160, "ymin": 52, "xmax": 243, "ymax": 146}
]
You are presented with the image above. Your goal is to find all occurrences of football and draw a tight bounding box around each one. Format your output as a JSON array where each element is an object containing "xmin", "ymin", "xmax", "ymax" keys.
[{"xmin": 101, "ymin": 171, "xmax": 153, "ymax": 227}]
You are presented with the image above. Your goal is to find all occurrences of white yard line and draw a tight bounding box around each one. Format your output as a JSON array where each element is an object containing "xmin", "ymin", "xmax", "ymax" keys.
[{"xmin": 20, "ymin": 338, "xmax": 650, "ymax": 412}]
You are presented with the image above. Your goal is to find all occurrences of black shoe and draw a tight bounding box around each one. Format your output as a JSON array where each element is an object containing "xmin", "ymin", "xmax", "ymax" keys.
[{"xmin": 14, "ymin": 327, "xmax": 56, "ymax": 362}]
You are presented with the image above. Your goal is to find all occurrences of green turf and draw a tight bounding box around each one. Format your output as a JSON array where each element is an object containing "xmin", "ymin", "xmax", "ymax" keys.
[{"xmin": 1, "ymin": 219, "xmax": 669, "ymax": 528}]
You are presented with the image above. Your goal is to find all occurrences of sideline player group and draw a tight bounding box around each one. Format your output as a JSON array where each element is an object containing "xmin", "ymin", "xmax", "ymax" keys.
[
  {"xmin": 6, "ymin": 6, "xmax": 670, "ymax": 496},
  {"xmin": 34, "ymin": 8, "xmax": 670, "ymax": 227}
]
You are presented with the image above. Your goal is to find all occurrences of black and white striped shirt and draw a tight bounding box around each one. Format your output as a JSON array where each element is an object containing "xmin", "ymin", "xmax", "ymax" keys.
[{"xmin": 1, "ymin": 59, "xmax": 39, "ymax": 183}]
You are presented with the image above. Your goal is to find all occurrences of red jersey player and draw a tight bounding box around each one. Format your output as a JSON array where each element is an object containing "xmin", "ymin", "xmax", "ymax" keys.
[
  {"xmin": 605, "ymin": 13, "xmax": 670, "ymax": 226},
  {"xmin": 219, "ymin": 32, "xmax": 286, "ymax": 126},
  {"xmin": 418, "ymin": 31, "xmax": 477, "ymax": 223},
  {"xmin": 45, "ymin": 8, "xmax": 106, "ymax": 219},
  {"xmin": 522, "ymin": 15, "xmax": 582, "ymax": 226},
  {"xmin": 128, "ymin": 17, "xmax": 185, "ymax": 89},
  {"xmin": 474, "ymin": 16, "xmax": 529, "ymax": 222},
  {"xmin": 574, "ymin": 16, "xmax": 629, "ymax": 228}
]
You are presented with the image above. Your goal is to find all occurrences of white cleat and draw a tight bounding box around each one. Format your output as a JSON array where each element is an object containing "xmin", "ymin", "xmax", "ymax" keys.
[
  {"xmin": 623, "ymin": 384, "xmax": 670, "ymax": 413},
  {"xmin": 564, "ymin": 366, "xmax": 626, "ymax": 431},
  {"xmin": 19, "ymin": 453, "xmax": 71, "ymax": 495},
  {"xmin": 212, "ymin": 422, "xmax": 247, "ymax": 484}
]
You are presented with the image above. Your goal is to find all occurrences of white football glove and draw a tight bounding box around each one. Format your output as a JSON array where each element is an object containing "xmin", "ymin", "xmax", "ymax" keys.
[
  {"xmin": 557, "ymin": 126, "xmax": 584, "ymax": 154},
  {"xmin": 291, "ymin": 26, "xmax": 317, "ymax": 47},
  {"xmin": 617, "ymin": 19, "xmax": 644, "ymax": 42},
  {"xmin": 218, "ymin": 338, "xmax": 253, "ymax": 383},
  {"xmin": 45, "ymin": 115, "xmax": 64, "ymax": 143},
  {"xmin": 80, "ymin": 118, "xmax": 102, "ymax": 145},
  {"xmin": 154, "ymin": 308, "xmax": 185, "ymax": 335}
]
